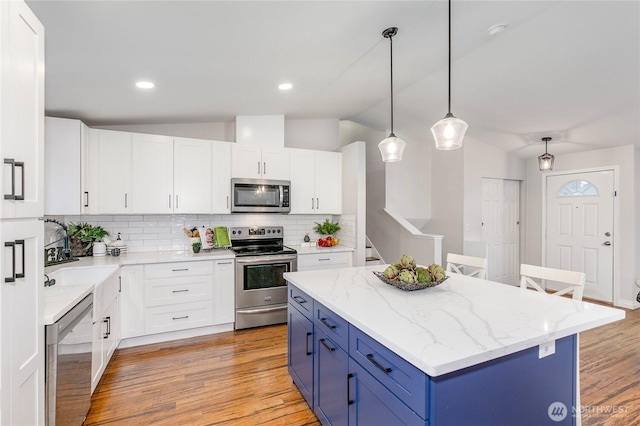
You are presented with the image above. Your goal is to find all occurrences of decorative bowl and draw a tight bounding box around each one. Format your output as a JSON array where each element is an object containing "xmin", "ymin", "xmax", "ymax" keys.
[{"xmin": 372, "ymin": 271, "xmax": 448, "ymax": 291}]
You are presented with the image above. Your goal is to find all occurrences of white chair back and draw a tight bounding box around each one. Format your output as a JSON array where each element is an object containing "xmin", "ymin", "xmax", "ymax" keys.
[
  {"xmin": 446, "ymin": 253, "xmax": 488, "ymax": 279},
  {"xmin": 520, "ymin": 264, "xmax": 586, "ymax": 301}
]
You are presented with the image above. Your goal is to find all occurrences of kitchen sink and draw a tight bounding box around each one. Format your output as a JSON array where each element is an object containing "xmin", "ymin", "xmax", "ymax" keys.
[{"xmin": 47, "ymin": 265, "xmax": 119, "ymax": 287}]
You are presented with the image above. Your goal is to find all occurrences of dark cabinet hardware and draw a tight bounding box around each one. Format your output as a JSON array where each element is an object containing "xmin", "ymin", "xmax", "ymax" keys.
[
  {"xmin": 306, "ymin": 332, "xmax": 312, "ymax": 355},
  {"xmin": 15, "ymin": 239, "xmax": 25, "ymax": 279},
  {"xmin": 320, "ymin": 317, "xmax": 336, "ymax": 329},
  {"xmin": 293, "ymin": 295, "xmax": 307, "ymax": 305},
  {"xmin": 4, "ymin": 241, "xmax": 15, "ymax": 282},
  {"xmin": 4, "ymin": 158, "xmax": 15, "ymax": 200},
  {"xmin": 366, "ymin": 353, "xmax": 392, "ymax": 374},
  {"xmin": 319, "ymin": 338, "xmax": 335, "ymax": 352},
  {"xmin": 347, "ymin": 373, "xmax": 354, "ymax": 405},
  {"xmin": 172, "ymin": 315, "xmax": 189, "ymax": 320}
]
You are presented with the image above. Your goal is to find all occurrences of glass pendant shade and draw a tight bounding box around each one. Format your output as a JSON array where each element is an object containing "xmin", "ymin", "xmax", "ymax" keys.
[
  {"xmin": 538, "ymin": 153, "xmax": 554, "ymax": 171},
  {"xmin": 431, "ymin": 113, "xmax": 468, "ymax": 150},
  {"xmin": 378, "ymin": 133, "xmax": 406, "ymax": 162}
]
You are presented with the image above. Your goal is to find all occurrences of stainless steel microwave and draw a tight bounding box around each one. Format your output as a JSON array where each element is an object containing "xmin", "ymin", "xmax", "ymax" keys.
[{"xmin": 231, "ymin": 178, "xmax": 291, "ymax": 213}]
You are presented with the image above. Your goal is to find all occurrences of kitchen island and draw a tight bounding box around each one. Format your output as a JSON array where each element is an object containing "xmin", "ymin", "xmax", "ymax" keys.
[{"xmin": 284, "ymin": 265, "xmax": 624, "ymax": 426}]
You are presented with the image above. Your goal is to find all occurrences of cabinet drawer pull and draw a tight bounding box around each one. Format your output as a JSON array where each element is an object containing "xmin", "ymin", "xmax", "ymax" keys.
[
  {"xmin": 176, "ymin": 195, "xmax": 179, "ymax": 209},
  {"xmin": 4, "ymin": 241, "xmax": 15, "ymax": 283},
  {"xmin": 103, "ymin": 317, "xmax": 109, "ymax": 339},
  {"xmin": 172, "ymin": 315, "xmax": 189, "ymax": 320},
  {"xmin": 306, "ymin": 332, "xmax": 312, "ymax": 355},
  {"xmin": 172, "ymin": 289, "xmax": 189, "ymax": 293},
  {"xmin": 347, "ymin": 373, "xmax": 354, "ymax": 405},
  {"xmin": 124, "ymin": 193, "xmax": 128, "ymax": 208},
  {"xmin": 263, "ymin": 162, "xmax": 266, "ymax": 175},
  {"xmin": 318, "ymin": 258, "xmax": 330, "ymax": 261},
  {"xmin": 169, "ymin": 194, "xmax": 171, "ymax": 208},
  {"xmin": 84, "ymin": 191, "xmax": 89, "ymax": 207},
  {"xmin": 217, "ymin": 261, "xmax": 233, "ymax": 265},
  {"xmin": 14, "ymin": 161, "xmax": 24, "ymax": 200},
  {"xmin": 257, "ymin": 161, "xmax": 261, "ymax": 174},
  {"xmin": 172, "ymin": 268, "xmax": 189, "ymax": 272},
  {"xmin": 319, "ymin": 338, "xmax": 335, "ymax": 352},
  {"xmin": 292, "ymin": 295, "xmax": 307, "ymax": 305},
  {"xmin": 311, "ymin": 198, "xmax": 314, "ymax": 209},
  {"xmin": 316, "ymin": 197, "xmax": 319, "ymax": 210},
  {"xmin": 319, "ymin": 317, "xmax": 336, "ymax": 329},
  {"xmin": 4, "ymin": 158, "xmax": 15, "ymax": 200},
  {"xmin": 366, "ymin": 353, "xmax": 393, "ymax": 374},
  {"xmin": 15, "ymin": 240, "xmax": 25, "ymax": 279}
]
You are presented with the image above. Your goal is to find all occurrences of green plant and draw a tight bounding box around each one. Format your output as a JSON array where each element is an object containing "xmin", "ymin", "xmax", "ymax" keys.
[
  {"xmin": 192, "ymin": 242, "xmax": 201, "ymax": 248},
  {"xmin": 67, "ymin": 222, "xmax": 109, "ymax": 249},
  {"xmin": 313, "ymin": 219, "xmax": 341, "ymax": 235}
]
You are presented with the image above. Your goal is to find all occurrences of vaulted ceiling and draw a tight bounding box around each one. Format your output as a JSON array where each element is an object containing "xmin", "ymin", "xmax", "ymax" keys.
[{"xmin": 27, "ymin": 1, "xmax": 640, "ymax": 159}]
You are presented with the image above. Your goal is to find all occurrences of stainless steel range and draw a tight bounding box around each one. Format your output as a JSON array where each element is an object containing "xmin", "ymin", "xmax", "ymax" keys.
[{"xmin": 230, "ymin": 226, "xmax": 297, "ymax": 329}]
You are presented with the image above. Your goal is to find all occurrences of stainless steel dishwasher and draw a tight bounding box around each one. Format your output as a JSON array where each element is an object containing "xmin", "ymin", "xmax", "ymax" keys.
[{"xmin": 45, "ymin": 293, "xmax": 93, "ymax": 426}]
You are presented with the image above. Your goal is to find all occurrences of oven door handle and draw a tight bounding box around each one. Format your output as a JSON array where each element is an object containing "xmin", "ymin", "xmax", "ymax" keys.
[
  {"xmin": 236, "ymin": 305, "xmax": 287, "ymax": 315},
  {"xmin": 235, "ymin": 254, "xmax": 298, "ymax": 265}
]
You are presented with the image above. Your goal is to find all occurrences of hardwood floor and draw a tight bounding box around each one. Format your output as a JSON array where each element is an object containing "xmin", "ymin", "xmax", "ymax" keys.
[
  {"xmin": 85, "ymin": 325, "xmax": 319, "ymax": 425},
  {"xmin": 87, "ymin": 306, "xmax": 640, "ymax": 425}
]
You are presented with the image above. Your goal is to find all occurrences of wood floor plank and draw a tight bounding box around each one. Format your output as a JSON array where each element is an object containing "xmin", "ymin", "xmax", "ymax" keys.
[{"xmin": 86, "ymin": 305, "xmax": 640, "ymax": 425}]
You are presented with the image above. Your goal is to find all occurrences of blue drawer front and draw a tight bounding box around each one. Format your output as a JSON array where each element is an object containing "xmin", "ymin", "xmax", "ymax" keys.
[
  {"xmin": 288, "ymin": 283, "xmax": 314, "ymax": 320},
  {"xmin": 315, "ymin": 301, "xmax": 349, "ymax": 351},
  {"xmin": 349, "ymin": 325, "xmax": 428, "ymax": 420},
  {"xmin": 430, "ymin": 335, "xmax": 576, "ymax": 426},
  {"xmin": 349, "ymin": 358, "xmax": 428, "ymax": 426}
]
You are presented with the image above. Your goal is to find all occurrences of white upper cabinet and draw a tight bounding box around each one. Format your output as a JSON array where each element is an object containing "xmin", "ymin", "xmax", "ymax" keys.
[
  {"xmin": 89, "ymin": 129, "xmax": 133, "ymax": 214},
  {"xmin": 231, "ymin": 144, "xmax": 290, "ymax": 180},
  {"xmin": 131, "ymin": 133, "xmax": 173, "ymax": 214},
  {"xmin": 290, "ymin": 149, "xmax": 342, "ymax": 214},
  {"xmin": 173, "ymin": 137, "xmax": 212, "ymax": 214},
  {"xmin": 1, "ymin": 0, "xmax": 45, "ymax": 219},
  {"xmin": 44, "ymin": 117, "xmax": 90, "ymax": 215},
  {"xmin": 211, "ymin": 141, "xmax": 232, "ymax": 213}
]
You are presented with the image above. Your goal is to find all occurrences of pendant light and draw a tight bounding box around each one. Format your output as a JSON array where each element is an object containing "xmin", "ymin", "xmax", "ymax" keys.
[
  {"xmin": 538, "ymin": 137, "xmax": 554, "ymax": 171},
  {"xmin": 378, "ymin": 27, "xmax": 406, "ymax": 162},
  {"xmin": 431, "ymin": 0, "xmax": 468, "ymax": 150}
]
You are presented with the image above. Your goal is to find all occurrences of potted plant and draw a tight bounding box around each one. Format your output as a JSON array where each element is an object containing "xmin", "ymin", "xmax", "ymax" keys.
[
  {"xmin": 192, "ymin": 241, "xmax": 202, "ymax": 253},
  {"xmin": 67, "ymin": 222, "xmax": 109, "ymax": 257}
]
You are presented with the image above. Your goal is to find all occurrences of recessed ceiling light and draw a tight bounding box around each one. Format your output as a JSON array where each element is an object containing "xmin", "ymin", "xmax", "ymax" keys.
[
  {"xmin": 278, "ymin": 83, "xmax": 293, "ymax": 90},
  {"xmin": 488, "ymin": 23, "xmax": 508, "ymax": 36},
  {"xmin": 136, "ymin": 81, "xmax": 155, "ymax": 89}
]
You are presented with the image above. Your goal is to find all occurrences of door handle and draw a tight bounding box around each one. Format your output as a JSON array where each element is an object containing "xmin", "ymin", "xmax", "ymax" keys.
[
  {"xmin": 605, "ymin": 232, "xmax": 611, "ymax": 237},
  {"xmin": 263, "ymin": 162, "xmax": 266, "ymax": 175},
  {"xmin": 4, "ymin": 242, "xmax": 15, "ymax": 282},
  {"xmin": 15, "ymin": 240, "xmax": 25, "ymax": 279},
  {"xmin": 603, "ymin": 241, "xmax": 612, "ymax": 246},
  {"xmin": 14, "ymin": 161, "xmax": 24, "ymax": 200},
  {"xmin": 84, "ymin": 191, "xmax": 89, "ymax": 207},
  {"xmin": 4, "ymin": 158, "xmax": 15, "ymax": 200}
]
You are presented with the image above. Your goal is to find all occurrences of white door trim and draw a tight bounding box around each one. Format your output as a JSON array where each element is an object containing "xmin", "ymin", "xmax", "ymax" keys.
[{"xmin": 541, "ymin": 166, "xmax": 620, "ymax": 305}]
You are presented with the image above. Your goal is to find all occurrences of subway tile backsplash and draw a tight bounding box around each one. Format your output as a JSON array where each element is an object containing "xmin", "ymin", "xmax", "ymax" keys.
[{"xmin": 46, "ymin": 214, "xmax": 356, "ymax": 253}]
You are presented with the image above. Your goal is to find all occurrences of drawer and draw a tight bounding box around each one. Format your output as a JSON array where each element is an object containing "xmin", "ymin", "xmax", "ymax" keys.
[
  {"xmin": 349, "ymin": 325, "xmax": 428, "ymax": 419},
  {"xmin": 297, "ymin": 252, "xmax": 352, "ymax": 271},
  {"xmin": 144, "ymin": 260, "xmax": 214, "ymax": 279},
  {"xmin": 314, "ymin": 301, "xmax": 348, "ymax": 351},
  {"xmin": 288, "ymin": 284, "xmax": 314, "ymax": 320},
  {"xmin": 144, "ymin": 275, "xmax": 214, "ymax": 307},
  {"xmin": 144, "ymin": 301, "xmax": 213, "ymax": 335}
]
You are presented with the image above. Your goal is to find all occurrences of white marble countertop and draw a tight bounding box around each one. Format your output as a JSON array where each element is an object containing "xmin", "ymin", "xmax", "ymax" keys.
[
  {"xmin": 43, "ymin": 249, "xmax": 235, "ymax": 325},
  {"xmin": 284, "ymin": 265, "xmax": 625, "ymax": 377},
  {"xmin": 291, "ymin": 244, "xmax": 355, "ymax": 255}
]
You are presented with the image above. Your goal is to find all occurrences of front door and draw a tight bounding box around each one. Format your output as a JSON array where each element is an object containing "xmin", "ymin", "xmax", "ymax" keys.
[{"xmin": 545, "ymin": 170, "xmax": 615, "ymax": 302}]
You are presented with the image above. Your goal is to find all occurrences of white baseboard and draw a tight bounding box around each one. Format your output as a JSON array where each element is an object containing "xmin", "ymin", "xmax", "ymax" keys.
[{"xmin": 118, "ymin": 323, "xmax": 235, "ymax": 349}]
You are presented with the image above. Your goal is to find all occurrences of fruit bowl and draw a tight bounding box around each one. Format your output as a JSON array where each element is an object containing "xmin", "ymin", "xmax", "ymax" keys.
[{"xmin": 373, "ymin": 271, "xmax": 448, "ymax": 291}]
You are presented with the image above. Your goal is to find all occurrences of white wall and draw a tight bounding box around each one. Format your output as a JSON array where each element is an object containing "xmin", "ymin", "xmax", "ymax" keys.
[
  {"xmin": 523, "ymin": 144, "xmax": 637, "ymax": 307},
  {"xmin": 285, "ymin": 119, "xmax": 339, "ymax": 151},
  {"xmin": 385, "ymin": 136, "xmax": 431, "ymax": 225},
  {"xmin": 97, "ymin": 121, "xmax": 235, "ymax": 141},
  {"xmin": 422, "ymin": 146, "xmax": 464, "ymax": 261}
]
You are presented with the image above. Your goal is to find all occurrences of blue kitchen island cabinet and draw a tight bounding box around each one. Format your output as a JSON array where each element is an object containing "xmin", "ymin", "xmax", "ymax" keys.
[
  {"xmin": 284, "ymin": 266, "xmax": 624, "ymax": 426},
  {"xmin": 288, "ymin": 285, "xmax": 314, "ymax": 408}
]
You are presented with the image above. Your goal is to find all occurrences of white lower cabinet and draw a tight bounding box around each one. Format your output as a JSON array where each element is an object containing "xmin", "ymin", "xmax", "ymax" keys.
[
  {"xmin": 91, "ymin": 268, "xmax": 121, "ymax": 393},
  {"xmin": 120, "ymin": 258, "xmax": 235, "ymax": 344},
  {"xmin": 297, "ymin": 251, "xmax": 353, "ymax": 272}
]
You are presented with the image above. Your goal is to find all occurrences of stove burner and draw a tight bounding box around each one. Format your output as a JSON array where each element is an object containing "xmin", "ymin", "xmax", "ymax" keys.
[{"xmin": 229, "ymin": 225, "xmax": 296, "ymax": 257}]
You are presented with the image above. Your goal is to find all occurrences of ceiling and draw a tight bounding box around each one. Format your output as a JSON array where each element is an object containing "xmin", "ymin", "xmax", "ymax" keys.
[{"xmin": 27, "ymin": 1, "xmax": 640, "ymax": 159}]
